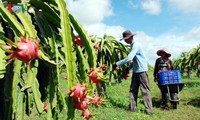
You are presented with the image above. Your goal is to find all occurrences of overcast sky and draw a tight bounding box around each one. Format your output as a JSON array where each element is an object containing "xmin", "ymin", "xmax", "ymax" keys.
[{"xmin": 66, "ymin": 0, "xmax": 200, "ymax": 66}]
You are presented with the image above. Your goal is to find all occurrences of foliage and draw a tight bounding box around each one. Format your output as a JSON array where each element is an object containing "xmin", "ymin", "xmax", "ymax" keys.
[
  {"xmin": 92, "ymin": 34, "xmax": 130, "ymax": 83},
  {"xmin": 173, "ymin": 44, "xmax": 200, "ymax": 78}
]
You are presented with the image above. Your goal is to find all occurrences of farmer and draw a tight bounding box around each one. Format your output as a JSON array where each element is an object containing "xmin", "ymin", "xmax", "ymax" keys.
[
  {"xmin": 153, "ymin": 48, "xmax": 177, "ymax": 109},
  {"xmin": 113, "ymin": 30, "xmax": 153, "ymax": 115}
]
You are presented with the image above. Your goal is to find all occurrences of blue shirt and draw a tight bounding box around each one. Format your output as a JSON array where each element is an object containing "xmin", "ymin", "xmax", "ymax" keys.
[{"xmin": 116, "ymin": 41, "xmax": 148, "ymax": 73}]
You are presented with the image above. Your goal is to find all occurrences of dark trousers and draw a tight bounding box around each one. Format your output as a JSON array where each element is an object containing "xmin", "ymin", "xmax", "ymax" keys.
[{"xmin": 129, "ymin": 72, "xmax": 153, "ymax": 113}]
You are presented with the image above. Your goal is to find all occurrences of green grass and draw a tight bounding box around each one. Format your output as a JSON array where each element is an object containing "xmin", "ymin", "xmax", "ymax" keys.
[{"xmin": 27, "ymin": 70, "xmax": 200, "ymax": 120}]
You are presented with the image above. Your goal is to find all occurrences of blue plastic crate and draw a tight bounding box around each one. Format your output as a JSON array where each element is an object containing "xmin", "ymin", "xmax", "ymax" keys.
[{"xmin": 158, "ymin": 70, "xmax": 182, "ymax": 85}]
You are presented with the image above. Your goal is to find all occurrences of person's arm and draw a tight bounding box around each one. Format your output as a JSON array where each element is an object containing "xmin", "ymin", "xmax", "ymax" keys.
[
  {"xmin": 116, "ymin": 44, "xmax": 138, "ymax": 66},
  {"xmin": 153, "ymin": 58, "xmax": 159, "ymax": 79},
  {"xmin": 169, "ymin": 59, "xmax": 174, "ymax": 70},
  {"xmin": 153, "ymin": 58, "xmax": 160, "ymax": 82}
]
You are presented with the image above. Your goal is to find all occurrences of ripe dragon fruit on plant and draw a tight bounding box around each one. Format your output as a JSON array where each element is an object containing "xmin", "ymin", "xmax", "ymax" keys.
[
  {"xmin": 74, "ymin": 99, "xmax": 90, "ymax": 110},
  {"xmin": 2, "ymin": 37, "xmax": 39, "ymax": 65},
  {"xmin": 73, "ymin": 35, "xmax": 84, "ymax": 46},
  {"xmin": 87, "ymin": 68, "xmax": 105, "ymax": 84},
  {"xmin": 81, "ymin": 109, "xmax": 92, "ymax": 120},
  {"xmin": 14, "ymin": 37, "xmax": 39, "ymax": 64},
  {"xmin": 101, "ymin": 64, "xmax": 107, "ymax": 70},
  {"xmin": 69, "ymin": 83, "xmax": 87, "ymax": 102},
  {"xmin": 123, "ymin": 71, "xmax": 129, "ymax": 80},
  {"xmin": 89, "ymin": 95, "xmax": 103, "ymax": 106}
]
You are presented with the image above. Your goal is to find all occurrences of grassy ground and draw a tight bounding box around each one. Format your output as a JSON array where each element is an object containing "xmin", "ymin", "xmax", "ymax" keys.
[{"xmin": 27, "ymin": 70, "xmax": 200, "ymax": 120}]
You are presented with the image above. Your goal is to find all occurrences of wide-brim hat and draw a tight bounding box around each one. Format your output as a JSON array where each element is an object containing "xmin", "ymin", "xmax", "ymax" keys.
[
  {"xmin": 120, "ymin": 30, "xmax": 136, "ymax": 40},
  {"xmin": 156, "ymin": 48, "xmax": 171, "ymax": 57}
]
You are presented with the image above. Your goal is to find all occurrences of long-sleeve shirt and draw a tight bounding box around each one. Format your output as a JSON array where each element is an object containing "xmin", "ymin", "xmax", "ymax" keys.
[{"xmin": 116, "ymin": 41, "xmax": 148, "ymax": 73}]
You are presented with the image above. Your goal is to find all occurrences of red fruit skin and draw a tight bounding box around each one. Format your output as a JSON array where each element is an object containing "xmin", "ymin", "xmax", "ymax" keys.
[
  {"xmin": 90, "ymin": 95, "xmax": 103, "ymax": 106},
  {"xmin": 70, "ymin": 83, "xmax": 87, "ymax": 101},
  {"xmin": 88, "ymin": 68, "xmax": 104, "ymax": 84},
  {"xmin": 81, "ymin": 109, "xmax": 92, "ymax": 120},
  {"xmin": 12, "ymin": 39, "xmax": 39, "ymax": 64},
  {"xmin": 123, "ymin": 71, "xmax": 129, "ymax": 80},
  {"xmin": 101, "ymin": 64, "xmax": 107, "ymax": 70},
  {"xmin": 88, "ymin": 71, "xmax": 100, "ymax": 84},
  {"xmin": 123, "ymin": 73, "xmax": 128, "ymax": 80},
  {"xmin": 74, "ymin": 36, "xmax": 84, "ymax": 46},
  {"xmin": 75, "ymin": 99, "xmax": 90, "ymax": 110}
]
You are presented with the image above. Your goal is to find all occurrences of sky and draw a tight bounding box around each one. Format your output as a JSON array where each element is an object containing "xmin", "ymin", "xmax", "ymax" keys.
[{"xmin": 66, "ymin": 0, "xmax": 200, "ymax": 66}]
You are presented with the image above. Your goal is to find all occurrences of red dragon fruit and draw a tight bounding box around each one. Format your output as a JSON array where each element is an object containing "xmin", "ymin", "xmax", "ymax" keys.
[
  {"xmin": 73, "ymin": 36, "xmax": 84, "ymax": 46},
  {"xmin": 8, "ymin": 37, "xmax": 39, "ymax": 65},
  {"xmin": 123, "ymin": 71, "xmax": 129, "ymax": 80},
  {"xmin": 90, "ymin": 95, "xmax": 103, "ymax": 106},
  {"xmin": 74, "ymin": 99, "xmax": 90, "ymax": 110},
  {"xmin": 88, "ymin": 68, "xmax": 104, "ymax": 84},
  {"xmin": 70, "ymin": 83, "xmax": 87, "ymax": 102},
  {"xmin": 81, "ymin": 109, "xmax": 92, "ymax": 120},
  {"xmin": 101, "ymin": 64, "xmax": 107, "ymax": 70}
]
